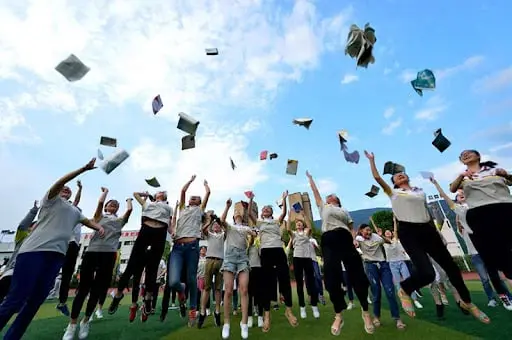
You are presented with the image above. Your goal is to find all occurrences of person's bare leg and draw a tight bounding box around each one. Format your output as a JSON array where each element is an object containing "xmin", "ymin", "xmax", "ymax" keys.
[
  {"xmin": 238, "ymin": 272, "xmax": 249, "ymax": 325},
  {"xmin": 222, "ymin": 272, "xmax": 235, "ymax": 339}
]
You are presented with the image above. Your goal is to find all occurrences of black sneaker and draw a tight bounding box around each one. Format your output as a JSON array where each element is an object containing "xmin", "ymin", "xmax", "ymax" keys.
[
  {"xmin": 436, "ymin": 304, "xmax": 445, "ymax": 320},
  {"xmin": 179, "ymin": 302, "xmax": 187, "ymax": 318},
  {"xmin": 214, "ymin": 311, "xmax": 221, "ymax": 327},
  {"xmin": 499, "ymin": 294, "xmax": 512, "ymax": 311},
  {"xmin": 457, "ymin": 301, "xmax": 470, "ymax": 315},
  {"xmin": 197, "ymin": 313, "xmax": 206, "ymax": 329},
  {"xmin": 108, "ymin": 294, "xmax": 124, "ymax": 315}
]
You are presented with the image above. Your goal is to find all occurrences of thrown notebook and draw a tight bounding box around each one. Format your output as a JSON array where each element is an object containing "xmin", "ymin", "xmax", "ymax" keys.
[
  {"xmin": 55, "ymin": 54, "xmax": 90, "ymax": 82},
  {"xmin": 292, "ymin": 118, "xmax": 313, "ymax": 130},
  {"xmin": 152, "ymin": 95, "xmax": 163, "ymax": 114},
  {"xmin": 100, "ymin": 149, "xmax": 130, "ymax": 175},
  {"xmin": 432, "ymin": 128, "xmax": 451, "ymax": 153},
  {"xmin": 365, "ymin": 185, "xmax": 380, "ymax": 198},
  {"xmin": 383, "ymin": 161, "xmax": 406, "ymax": 175},
  {"xmin": 100, "ymin": 136, "xmax": 117, "ymax": 147},
  {"xmin": 145, "ymin": 177, "xmax": 161, "ymax": 188},
  {"xmin": 286, "ymin": 159, "xmax": 298, "ymax": 175}
]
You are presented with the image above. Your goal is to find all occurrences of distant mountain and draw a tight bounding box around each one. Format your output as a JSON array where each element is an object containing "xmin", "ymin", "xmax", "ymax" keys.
[{"xmin": 313, "ymin": 207, "xmax": 391, "ymax": 230}]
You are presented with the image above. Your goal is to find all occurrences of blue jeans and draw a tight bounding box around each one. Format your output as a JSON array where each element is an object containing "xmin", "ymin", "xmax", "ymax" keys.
[
  {"xmin": 168, "ymin": 240, "xmax": 200, "ymax": 310},
  {"xmin": 0, "ymin": 251, "xmax": 64, "ymax": 340},
  {"xmin": 389, "ymin": 260, "xmax": 418, "ymax": 300},
  {"xmin": 312, "ymin": 261, "xmax": 324, "ymax": 296},
  {"xmin": 471, "ymin": 254, "xmax": 512, "ymax": 301},
  {"xmin": 364, "ymin": 261, "xmax": 400, "ymax": 319}
]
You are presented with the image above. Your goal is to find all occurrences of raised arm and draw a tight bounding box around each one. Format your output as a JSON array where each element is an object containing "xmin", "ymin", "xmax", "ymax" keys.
[
  {"xmin": 201, "ymin": 212, "xmax": 212, "ymax": 236},
  {"xmin": 48, "ymin": 158, "xmax": 96, "ymax": 200},
  {"xmin": 306, "ymin": 171, "xmax": 323, "ymax": 207},
  {"xmin": 81, "ymin": 218, "xmax": 104, "ymax": 237},
  {"xmin": 122, "ymin": 198, "xmax": 133, "ymax": 223},
  {"xmin": 430, "ymin": 177, "xmax": 455, "ymax": 209},
  {"xmin": 18, "ymin": 200, "xmax": 39, "ymax": 231},
  {"xmin": 247, "ymin": 194, "xmax": 257, "ymax": 225},
  {"xmin": 180, "ymin": 175, "xmax": 196, "ymax": 209},
  {"xmin": 278, "ymin": 191, "xmax": 288, "ymax": 224},
  {"xmin": 168, "ymin": 200, "xmax": 179, "ymax": 236},
  {"xmin": 364, "ymin": 151, "xmax": 393, "ymax": 196},
  {"xmin": 73, "ymin": 180, "xmax": 82, "ymax": 206},
  {"xmin": 393, "ymin": 215, "xmax": 398, "ymax": 240},
  {"xmin": 93, "ymin": 187, "xmax": 109, "ymax": 223},
  {"xmin": 201, "ymin": 180, "xmax": 211, "ymax": 211},
  {"xmin": 221, "ymin": 199, "xmax": 232, "ymax": 225},
  {"xmin": 133, "ymin": 192, "xmax": 150, "ymax": 207}
]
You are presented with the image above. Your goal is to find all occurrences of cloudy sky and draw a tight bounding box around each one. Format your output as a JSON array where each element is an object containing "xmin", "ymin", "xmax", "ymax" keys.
[{"xmin": 1, "ymin": 0, "xmax": 511, "ymax": 236}]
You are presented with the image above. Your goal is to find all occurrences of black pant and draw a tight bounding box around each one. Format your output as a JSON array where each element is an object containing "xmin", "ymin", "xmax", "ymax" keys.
[
  {"xmin": 293, "ymin": 257, "xmax": 317, "ymax": 307},
  {"xmin": 322, "ymin": 228, "xmax": 369, "ymax": 313},
  {"xmin": 59, "ymin": 241, "xmax": 80, "ymax": 304},
  {"xmin": 248, "ymin": 267, "xmax": 263, "ymax": 315},
  {"xmin": 71, "ymin": 252, "xmax": 116, "ymax": 319},
  {"xmin": 260, "ymin": 247, "xmax": 292, "ymax": 310},
  {"xmin": 0, "ymin": 276, "xmax": 12, "ymax": 303},
  {"xmin": 398, "ymin": 221, "xmax": 471, "ymax": 303},
  {"xmin": 467, "ymin": 203, "xmax": 512, "ymax": 280},
  {"xmin": 118, "ymin": 224, "xmax": 167, "ymax": 300}
]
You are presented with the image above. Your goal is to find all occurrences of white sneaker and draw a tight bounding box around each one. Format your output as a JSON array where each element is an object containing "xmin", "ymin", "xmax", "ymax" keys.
[
  {"xmin": 206, "ymin": 308, "xmax": 211, "ymax": 316},
  {"xmin": 499, "ymin": 295, "xmax": 512, "ymax": 311},
  {"xmin": 347, "ymin": 302, "xmax": 354, "ymax": 310},
  {"xmin": 222, "ymin": 324, "xmax": 230, "ymax": 339},
  {"xmin": 247, "ymin": 316, "xmax": 253, "ymax": 328},
  {"xmin": 300, "ymin": 306, "xmax": 307, "ymax": 319},
  {"xmin": 312, "ymin": 306, "xmax": 320, "ymax": 318},
  {"xmin": 413, "ymin": 300, "xmax": 423, "ymax": 309},
  {"xmin": 240, "ymin": 323, "xmax": 249, "ymax": 339},
  {"xmin": 488, "ymin": 299, "xmax": 498, "ymax": 307},
  {"xmin": 257, "ymin": 316, "xmax": 263, "ymax": 328},
  {"xmin": 62, "ymin": 324, "xmax": 77, "ymax": 340},
  {"xmin": 95, "ymin": 309, "xmax": 103, "ymax": 319},
  {"xmin": 367, "ymin": 296, "xmax": 372, "ymax": 304},
  {"xmin": 78, "ymin": 321, "xmax": 90, "ymax": 339}
]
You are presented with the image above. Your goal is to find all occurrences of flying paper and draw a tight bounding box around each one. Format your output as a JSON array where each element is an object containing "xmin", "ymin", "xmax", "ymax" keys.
[
  {"xmin": 97, "ymin": 149, "xmax": 104, "ymax": 160},
  {"xmin": 383, "ymin": 161, "xmax": 406, "ymax": 175},
  {"xmin": 286, "ymin": 159, "xmax": 298, "ymax": 175},
  {"xmin": 345, "ymin": 23, "xmax": 377, "ymax": 68},
  {"xmin": 292, "ymin": 118, "xmax": 313, "ymax": 130},
  {"xmin": 230, "ymin": 157, "xmax": 236, "ymax": 170},
  {"xmin": 419, "ymin": 171, "xmax": 434, "ymax": 180},
  {"xmin": 55, "ymin": 54, "xmax": 90, "ymax": 82},
  {"xmin": 181, "ymin": 135, "xmax": 195, "ymax": 150},
  {"xmin": 411, "ymin": 69, "xmax": 436, "ymax": 96},
  {"xmin": 205, "ymin": 48, "xmax": 219, "ymax": 56},
  {"xmin": 152, "ymin": 95, "xmax": 163, "ymax": 114},
  {"xmin": 432, "ymin": 128, "xmax": 451, "ymax": 153},
  {"xmin": 244, "ymin": 191, "xmax": 254, "ymax": 199},
  {"xmin": 292, "ymin": 202, "xmax": 303, "ymax": 213},
  {"xmin": 177, "ymin": 112, "xmax": 200, "ymax": 135},
  {"xmin": 343, "ymin": 149, "xmax": 360, "ymax": 164},
  {"xmin": 100, "ymin": 149, "xmax": 130, "ymax": 175},
  {"xmin": 365, "ymin": 185, "xmax": 380, "ymax": 198},
  {"xmin": 260, "ymin": 150, "xmax": 268, "ymax": 160},
  {"xmin": 269, "ymin": 153, "xmax": 278, "ymax": 160},
  {"xmin": 145, "ymin": 177, "xmax": 161, "ymax": 188},
  {"xmin": 100, "ymin": 136, "xmax": 117, "ymax": 147}
]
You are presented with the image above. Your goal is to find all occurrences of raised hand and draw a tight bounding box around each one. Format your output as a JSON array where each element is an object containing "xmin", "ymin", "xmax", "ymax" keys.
[
  {"xmin": 226, "ymin": 198, "xmax": 232, "ymax": 206},
  {"xmin": 83, "ymin": 158, "xmax": 97, "ymax": 171},
  {"xmin": 204, "ymin": 180, "xmax": 209, "ymax": 186},
  {"xmin": 282, "ymin": 190, "xmax": 289, "ymax": 199},
  {"xmin": 306, "ymin": 171, "xmax": 312, "ymax": 178},
  {"xmin": 190, "ymin": 175, "xmax": 197, "ymax": 182},
  {"xmin": 101, "ymin": 187, "xmax": 108, "ymax": 193},
  {"xmin": 364, "ymin": 150, "xmax": 374, "ymax": 160},
  {"xmin": 33, "ymin": 200, "xmax": 39, "ymax": 208}
]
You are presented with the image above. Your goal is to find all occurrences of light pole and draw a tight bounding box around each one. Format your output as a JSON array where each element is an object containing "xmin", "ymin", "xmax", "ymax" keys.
[{"xmin": 427, "ymin": 195, "xmax": 471, "ymax": 271}]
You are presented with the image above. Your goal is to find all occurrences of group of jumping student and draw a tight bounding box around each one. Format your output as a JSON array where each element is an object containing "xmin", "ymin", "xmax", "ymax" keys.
[{"xmin": 0, "ymin": 147, "xmax": 510, "ymax": 339}]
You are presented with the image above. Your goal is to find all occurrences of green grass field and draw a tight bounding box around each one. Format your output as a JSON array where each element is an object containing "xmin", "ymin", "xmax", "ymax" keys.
[{"xmin": 9, "ymin": 281, "xmax": 512, "ymax": 339}]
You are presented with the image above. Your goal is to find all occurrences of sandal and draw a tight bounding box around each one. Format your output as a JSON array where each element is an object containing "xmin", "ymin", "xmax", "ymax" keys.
[
  {"xmin": 362, "ymin": 311, "xmax": 375, "ymax": 334},
  {"xmin": 398, "ymin": 288, "xmax": 416, "ymax": 317},
  {"xmin": 262, "ymin": 313, "xmax": 271, "ymax": 333},
  {"xmin": 396, "ymin": 319, "xmax": 406, "ymax": 329},
  {"xmin": 372, "ymin": 318, "xmax": 381, "ymax": 327},
  {"xmin": 285, "ymin": 309, "xmax": 299, "ymax": 327},
  {"xmin": 331, "ymin": 315, "xmax": 344, "ymax": 336},
  {"xmin": 459, "ymin": 302, "xmax": 490, "ymax": 324}
]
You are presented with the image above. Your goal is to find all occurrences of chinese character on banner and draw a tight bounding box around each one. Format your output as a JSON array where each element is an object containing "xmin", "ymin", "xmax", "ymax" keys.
[
  {"xmin": 434, "ymin": 194, "xmax": 439, "ymax": 199},
  {"xmin": 428, "ymin": 195, "xmax": 433, "ymax": 200}
]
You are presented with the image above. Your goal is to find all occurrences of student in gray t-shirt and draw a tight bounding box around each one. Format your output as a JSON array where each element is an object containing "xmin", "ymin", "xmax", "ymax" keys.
[
  {"xmin": 63, "ymin": 187, "xmax": 133, "ymax": 340},
  {"xmin": 0, "ymin": 158, "xmax": 103, "ymax": 340}
]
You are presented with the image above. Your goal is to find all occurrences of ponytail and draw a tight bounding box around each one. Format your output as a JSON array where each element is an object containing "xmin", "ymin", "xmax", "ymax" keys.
[{"xmin": 480, "ymin": 161, "xmax": 498, "ymax": 168}]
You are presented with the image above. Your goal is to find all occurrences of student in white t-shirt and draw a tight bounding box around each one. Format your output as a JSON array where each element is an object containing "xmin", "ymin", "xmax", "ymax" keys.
[
  {"xmin": 431, "ymin": 176, "xmax": 512, "ymax": 311},
  {"xmin": 0, "ymin": 158, "xmax": 104, "ymax": 340},
  {"xmin": 365, "ymin": 150, "xmax": 489, "ymax": 324}
]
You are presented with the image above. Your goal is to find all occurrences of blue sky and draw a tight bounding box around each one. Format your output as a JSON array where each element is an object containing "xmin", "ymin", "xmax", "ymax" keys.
[{"xmin": 0, "ymin": 0, "xmax": 511, "ymax": 236}]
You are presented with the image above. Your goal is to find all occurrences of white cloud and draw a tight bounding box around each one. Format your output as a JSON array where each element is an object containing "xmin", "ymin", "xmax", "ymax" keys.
[
  {"xmin": 315, "ymin": 178, "xmax": 338, "ymax": 195},
  {"xmin": 341, "ymin": 73, "xmax": 359, "ymax": 85},
  {"xmin": 490, "ymin": 142, "xmax": 512, "ymax": 154},
  {"xmin": 383, "ymin": 107, "xmax": 395, "ymax": 119},
  {"xmin": 381, "ymin": 117, "xmax": 402, "ymax": 135},
  {"xmin": 0, "ymin": 0, "xmax": 354, "ymax": 232},
  {"xmin": 383, "ymin": 68, "xmax": 392, "ymax": 75},
  {"xmin": 399, "ymin": 55, "xmax": 484, "ymax": 83},
  {"xmin": 414, "ymin": 95, "xmax": 448, "ymax": 121},
  {"xmin": 473, "ymin": 66, "xmax": 512, "ymax": 93}
]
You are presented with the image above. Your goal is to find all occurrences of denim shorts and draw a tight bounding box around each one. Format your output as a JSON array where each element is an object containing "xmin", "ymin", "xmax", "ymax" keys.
[{"xmin": 221, "ymin": 246, "xmax": 249, "ymax": 274}]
